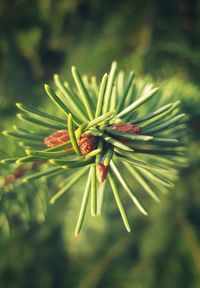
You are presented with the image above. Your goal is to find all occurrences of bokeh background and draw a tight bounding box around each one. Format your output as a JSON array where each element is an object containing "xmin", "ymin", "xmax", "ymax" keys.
[{"xmin": 0, "ymin": 0, "xmax": 200, "ymax": 287}]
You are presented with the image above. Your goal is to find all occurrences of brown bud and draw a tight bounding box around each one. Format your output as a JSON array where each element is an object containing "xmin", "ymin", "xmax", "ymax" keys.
[
  {"xmin": 4, "ymin": 174, "xmax": 16, "ymax": 186},
  {"xmin": 44, "ymin": 130, "xmax": 72, "ymax": 150},
  {"xmin": 110, "ymin": 122, "xmax": 141, "ymax": 143},
  {"xmin": 96, "ymin": 164, "xmax": 108, "ymax": 183},
  {"xmin": 79, "ymin": 134, "xmax": 98, "ymax": 155}
]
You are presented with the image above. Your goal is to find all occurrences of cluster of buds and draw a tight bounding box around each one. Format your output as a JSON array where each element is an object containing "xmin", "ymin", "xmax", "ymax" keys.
[{"xmin": 44, "ymin": 122, "xmax": 141, "ymax": 183}]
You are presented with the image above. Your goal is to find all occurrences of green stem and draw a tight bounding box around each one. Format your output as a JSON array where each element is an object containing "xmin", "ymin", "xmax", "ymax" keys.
[
  {"xmin": 117, "ymin": 71, "xmax": 135, "ymax": 111},
  {"xmin": 117, "ymin": 87, "xmax": 159, "ymax": 118},
  {"xmin": 23, "ymin": 167, "xmax": 63, "ymax": 182},
  {"xmin": 50, "ymin": 167, "xmax": 88, "ymax": 204},
  {"xmin": 124, "ymin": 162, "xmax": 160, "ymax": 202},
  {"xmin": 16, "ymin": 103, "xmax": 67, "ymax": 127},
  {"xmin": 68, "ymin": 114, "xmax": 81, "ymax": 156},
  {"xmin": 110, "ymin": 160, "xmax": 148, "ymax": 215},
  {"xmin": 90, "ymin": 164, "xmax": 97, "ymax": 216},
  {"xmin": 103, "ymin": 62, "xmax": 118, "ymax": 113},
  {"xmin": 75, "ymin": 169, "xmax": 91, "ymax": 235},
  {"xmin": 108, "ymin": 172, "xmax": 131, "ymax": 232},
  {"xmin": 71, "ymin": 66, "xmax": 94, "ymax": 120},
  {"xmin": 103, "ymin": 134, "xmax": 134, "ymax": 152},
  {"xmin": 95, "ymin": 73, "xmax": 108, "ymax": 118}
]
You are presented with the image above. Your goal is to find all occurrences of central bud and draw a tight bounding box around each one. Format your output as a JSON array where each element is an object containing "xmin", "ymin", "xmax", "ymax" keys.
[{"xmin": 79, "ymin": 134, "xmax": 98, "ymax": 155}]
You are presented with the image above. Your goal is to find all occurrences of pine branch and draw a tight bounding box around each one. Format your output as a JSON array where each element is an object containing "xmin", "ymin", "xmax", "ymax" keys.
[{"xmin": 1, "ymin": 61, "xmax": 187, "ymax": 234}]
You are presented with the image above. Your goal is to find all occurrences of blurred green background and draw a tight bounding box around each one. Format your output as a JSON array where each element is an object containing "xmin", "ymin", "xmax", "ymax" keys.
[{"xmin": 0, "ymin": 0, "xmax": 200, "ymax": 287}]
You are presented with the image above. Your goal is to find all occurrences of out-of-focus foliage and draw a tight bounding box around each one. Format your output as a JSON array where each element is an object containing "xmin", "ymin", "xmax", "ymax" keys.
[{"xmin": 0, "ymin": 0, "xmax": 200, "ymax": 287}]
